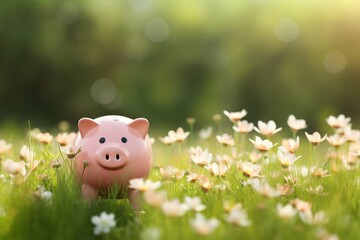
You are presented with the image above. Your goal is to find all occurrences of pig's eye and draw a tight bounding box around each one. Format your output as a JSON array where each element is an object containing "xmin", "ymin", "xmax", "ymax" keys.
[
  {"xmin": 121, "ymin": 137, "xmax": 127, "ymax": 143},
  {"xmin": 99, "ymin": 137, "xmax": 106, "ymax": 144}
]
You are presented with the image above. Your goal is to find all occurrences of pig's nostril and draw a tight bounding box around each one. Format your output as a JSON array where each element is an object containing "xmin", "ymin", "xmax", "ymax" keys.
[
  {"xmin": 105, "ymin": 154, "xmax": 110, "ymax": 160},
  {"xmin": 116, "ymin": 154, "xmax": 120, "ymax": 160}
]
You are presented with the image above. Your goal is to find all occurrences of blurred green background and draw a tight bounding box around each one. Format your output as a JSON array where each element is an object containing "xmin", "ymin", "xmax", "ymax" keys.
[{"xmin": 0, "ymin": 0, "xmax": 359, "ymax": 131}]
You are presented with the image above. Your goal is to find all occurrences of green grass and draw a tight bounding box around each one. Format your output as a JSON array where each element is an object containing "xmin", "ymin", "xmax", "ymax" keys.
[{"xmin": 0, "ymin": 119, "xmax": 359, "ymax": 240}]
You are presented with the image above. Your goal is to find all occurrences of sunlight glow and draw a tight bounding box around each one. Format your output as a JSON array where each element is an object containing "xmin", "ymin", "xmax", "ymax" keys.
[
  {"xmin": 275, "ymin": 18, "xmax": 299, "ymax": 43},
  {"xmin": 90, "ymin": 79, "xmax": 117, "ymax": 105},
  {"xmin": 145, "ymin": 18, "xmax": 170, "ymax": 43},
  {"xmin": 323, "ymin": 51, "xmax": 346, "ymax": 74}
]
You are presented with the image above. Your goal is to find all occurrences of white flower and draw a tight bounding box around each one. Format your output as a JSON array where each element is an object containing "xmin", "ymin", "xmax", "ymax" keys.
[
  {"xmin": 168, "ymin": 128, "xmax": 190, "ymax": 142},
  {"xmin": 249, "ymin": 136, "xmax": 277, "ymax": 152},
  {"xmin": 91, "ymin": 212, "xmax": 116, "ymax": 235},
  {"xmin": 140, "ymin": 227, "xmax": 161, "ymax": 240},
  {"xmin": 2, "ymin": 159, "xmax": 26, "ymax": 176},
  {"xmin": 206, "ymin": 162, "xmax": 229, "ymax": 177},
  {"xmin": 315, "ymin": 228, "xmax": 339, "ymax": 240},
  {"xmin": 55, "ymin": 132, "xmax": 77, "ymax": 147},
  {"xmin": 251, "ymin": 180, "xmax": 280, "ymax": 198},
  {"xmin": 299, "ymin": 210, "xmax": 328, "ymax": 225},
  {"xmin": 305, "ymin": 132, "xmax": 327, "ymax": 146},
  {"xmin": 35, "ymin": 132, "xmax": 53, "ymax": 144},
  {"xmin": 128, "ymin": 178, "xmax": 161, "ymax": 192},
  {"xmin": 0, "ymin": 140, "xmax": 12, "ymax": 154},
  {"xmin": 306, "ymin": 185, "xmax": 325, "ymax": 195},
  {"xmin": 291, "ymin": 198, "xmax": 312, "ymax": 212},
  {"xmin": 249, "ymin": 150, "xmax": 262, "ymax": 163},
  {"xmin": 224, "ymin": 208, "xmax": 251, "ymax": 227},
  {"xmin": 277, "ymin": 150, "xmax": 301, "ymax": 169},
  {"xmin": 184, "ymin": 196, "xmax": 206, "ymax": 212},
  {"xmin": 36, "ymin": 186, "xmax": 52, "ymax": 201},
  {"xmin": 300, "ymin": 166, "xmax": 309, "ymax": 177},
  {"xmin": 326, "ymin": 134, "xmax": 347, "ymax": 148},
  {"xmin": 276, "ymin": 204, "xmax": 297, "ymax": 219},
  {"xmin": 196, "ymin": 175, "xmax": 214, "ymax": 192},
  {"xmin": 233, "ymin": 120, "xmax": 254, "ymax": 134},
  {"xmin": 159, "ymin": 136, "xmax": 175, "ymax": 145},
  {"xmin": 326, "ymin": 114, "xmax": 351, "ymax": 129},
  {"xmin": 161, "ymin": 199, "xmax": 189, "ymax": 217},
  {"xmin": 189, "ymin": 147, "xmax": 213, "ymax": 166},
  {"xmin": 0, "ymin": 174, "xmax": 6, "ymax": 182},
  {"xmin": 215, "ymin": 154, "xmax": 233, "ymax": 166},
  {"xmin": 190, "ymin": 213, "xmax": 219, "ymax": 236},
  {"xmin": 159, "ymin": 166, "xmax": 185, "ymax": 180},
  {"xmin": 239, "ymin": 161, "xmax": 261, "ymax": 178},
  {"xmin": 216, "ymin": 134, "xmax": 235, "ymax": 147},
  {"xmin": 344, "ymin": 127, "xmax": 360, "ymax": 142},
  {"xmin": 350, "ymin": 142, "xmax": 360, "ymax": 156},
  {"xmin": 223, "ymin": 110, "xmax": 247, "ymax": 122},
  {"xmin": 19, "ymin": 145, "xmax": 33, "ymax": 161},
  {"xmin": 280, "ymin": 136, "xmax": 300, "ymax": 153},
  {"xmin": 199, "ymin": 127, "xmax": 212, "ymax": 140},
  {"xmin": 187, "ymin": 172, "xmax": 200, "ymax": 182},
  {"xmin": 144, "ymin": 190, "xmax": 167, "ymax": 207},
  {"xmin": 223, "ymin": 200, "xmax": 242, "ymax": 213},
  {"xmin": 254, "ymin": 120, "xmax": 282, "ymax": 137},
  {"xmin": 287, "ymin": 115, "xmax": 307, "ymax": 131},
  {"xmin": 342, "ymin": 153, "xmax": 358, "ymax": 168}
]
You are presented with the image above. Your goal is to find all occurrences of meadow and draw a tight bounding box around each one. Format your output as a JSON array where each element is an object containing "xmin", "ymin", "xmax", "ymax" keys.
[{"xmin": 0, "ymin": 111, "xmax": 359, "ymax": 240}]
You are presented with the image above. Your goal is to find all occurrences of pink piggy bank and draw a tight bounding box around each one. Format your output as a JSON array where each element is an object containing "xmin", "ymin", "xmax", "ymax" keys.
[{"xmin": 72, "ymin": 115, "xmax": 152, "ymax": 207}]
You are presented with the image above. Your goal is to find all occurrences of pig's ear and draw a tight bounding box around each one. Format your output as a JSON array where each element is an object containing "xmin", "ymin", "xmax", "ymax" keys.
[
  {"xmin": 78, "ymin": 118, "xmax": 100, "ymax": 138},
  {"xmin": 128, "ymin": 118, "xmax": 149, "ymax": 139}
]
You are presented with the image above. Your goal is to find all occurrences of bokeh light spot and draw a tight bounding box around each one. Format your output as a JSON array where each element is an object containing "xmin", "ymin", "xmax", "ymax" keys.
[
  {"xmin": 275, "ymin": 18, "xmax": 299, "ymax": 43},
  {"xmin": 323, "ymin": 51, "xmax": 346, "ymax": 74},
  {"xmin": 104, "ymin": 91, "xmax": 123, "ymax": 111},
  {"xmin": 144, "ymin": 18, "xmax": 170, "ymax": 43},
  {"xmin": 90, "ymin": 79, "xmax": 117, "ymax": 105},
  {"xmin": 57, "ymin": 2, "xmax": 79, "ymax": 25},
  {"xmin": 128, "ymin": 0, "xmax": 152, "ymax": 12}
]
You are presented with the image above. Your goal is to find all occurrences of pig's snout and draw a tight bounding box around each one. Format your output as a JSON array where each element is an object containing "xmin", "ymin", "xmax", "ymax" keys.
[
  {"xmin": 100, "ymin": 147, "xmax": 122, "ymax": 161},
  {"xmin": 96, "ymin": 145, "xmax": 128, "ymax": 170}
]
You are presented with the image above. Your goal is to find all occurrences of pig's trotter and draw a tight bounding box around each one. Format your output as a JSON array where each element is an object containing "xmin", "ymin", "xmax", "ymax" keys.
[{"xmin": 82, "ymin": 184, "xmax": 98, "ymax": 201}]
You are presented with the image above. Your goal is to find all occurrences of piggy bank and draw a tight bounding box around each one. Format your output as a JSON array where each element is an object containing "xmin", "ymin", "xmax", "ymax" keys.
[{"xmin": 72, "ymin": 115, "xmax": 152, "ymax": 207}]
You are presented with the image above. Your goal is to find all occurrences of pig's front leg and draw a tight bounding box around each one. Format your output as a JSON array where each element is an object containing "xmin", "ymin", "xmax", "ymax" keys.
[
  {"xmin": 128, "ymin": 189, "xmax": 142, "ymax": 211},
  {"xmin": 82, "ymin": 184, "xmax": 99, "ymax": 201}
]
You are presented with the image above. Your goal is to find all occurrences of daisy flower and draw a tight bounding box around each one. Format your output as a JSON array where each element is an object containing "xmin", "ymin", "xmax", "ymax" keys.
[
  {"xmin": 280, "ymin": 136, "xmax": 300, "ymax": 153},
  {"xmin": 326, "ymin": 134, "xmax": 347, "ymax": 148},
  {"xmin": 161, "ymin": 199, "xmax": 189, "ymax": 217},
  {"xmin": 168, "ymin": 128, "xmax": 190, "ymax": 142},
  {"xmin": 305, "ymin": 132, "xmax": 327, "ymax": 146},
  {"xmin": 190, "ymin": 213, "xmax": 219, "ymax": 236},
  {"xmin": 233, "ymin": 120, "xmax": 254, "ymax": 134},
  {"xmin": 128, "ymin": 178, "xmax": 161, "ymax": 192},
  {"xmin": 224, "ymin": 208, "xmax": 251, "ymax": 227},
  {"xmin": 184, "ymin": 196, "xmax": 206, "ymax": 212},
  {"xmin": 91, "ymin": 212, "xmax": 116, "ymax": 235},
  {"xmin": 216, "ymin": 134, "xmax": 235, "ymax": 147},
  {"xmin": 0, "ymin": 140, "xmax": 12, "ymax": 154},
  {"xmin": 223, "ymin": 110, "xmax": 247, "ymax": 123},
  {"xmin": 249, "ymin": 136, "xmax": 277, "ymax": 152},
  {"xmin": 254, "ymin": 120, "xmax": 282, "ymax": 137},
  {"xmin": 35, "ymin": 132, "xmax": 53, "ymax": 144},
  {"xmin": 326, "ymin": 114, "xmax": 351, "ymax": 129},
  {"xmin": 2, "ymin": 159, "xmax": 26, "ymax": 176},
  {"xmin": 276, "ymin": 203, "xmax": 297, "ymax": 219},
  {"xmin": 287, "ymin": 115, "xmax": 307, "ymax": 132}
]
